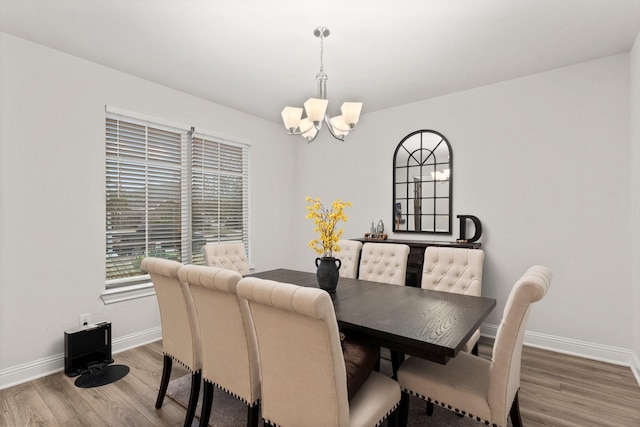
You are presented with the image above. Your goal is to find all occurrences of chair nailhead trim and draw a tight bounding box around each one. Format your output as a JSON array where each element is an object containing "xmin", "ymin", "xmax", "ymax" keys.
[
  {"xmin": 375, "ymin": 401, "xmax": 400, "ymax": 427},
  {"xmin": 206, "ymin": 379, "xmax": 258, "ymax": 406},
  {"xmin": 265, "ymin": 400, "xmax": 399, "ymax": 426},
  {"xmin": 166, "ymin": 353, "xmax": 198, "ymax": 372},
  {"xmin": 402, "ymin": 388, "xmax": 504, "ymax": 427}
]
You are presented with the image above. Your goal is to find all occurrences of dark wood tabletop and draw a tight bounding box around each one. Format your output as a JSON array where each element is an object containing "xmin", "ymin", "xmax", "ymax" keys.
[{"xmin": 248, "ymin": 268, "xmax": 496, "ymax": 365}]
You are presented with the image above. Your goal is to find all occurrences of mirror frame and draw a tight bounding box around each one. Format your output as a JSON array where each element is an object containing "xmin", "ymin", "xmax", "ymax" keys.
[{"xmin": 392, "ymin": 130, "xmax": 453, "ymax": 234}]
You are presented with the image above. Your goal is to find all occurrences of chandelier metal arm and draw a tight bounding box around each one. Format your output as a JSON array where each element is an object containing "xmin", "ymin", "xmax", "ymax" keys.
[
  {"xmin": 285, "ymin": 114, "xmax": 346, "ymax": 143},
  {"xmin": 283, "ymin": 122, "xmax": 322, "ymax": 143}
]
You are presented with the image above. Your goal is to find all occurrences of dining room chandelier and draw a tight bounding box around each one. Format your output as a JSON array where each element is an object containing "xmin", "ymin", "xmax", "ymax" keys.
[{"xmin": 281, "ymin": 27, "xmax": 363, "ymax": 143}]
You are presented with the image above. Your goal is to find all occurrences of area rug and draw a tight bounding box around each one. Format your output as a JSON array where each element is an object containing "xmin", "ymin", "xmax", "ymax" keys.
[{"xmin": 166, "ymin": 357, "xmax": 512, "ymax": 426}]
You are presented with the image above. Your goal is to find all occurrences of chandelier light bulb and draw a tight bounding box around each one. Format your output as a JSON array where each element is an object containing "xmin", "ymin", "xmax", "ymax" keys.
[
  {"xmin": 329, "ymin": 115, "xmax": 349, "ymax": 137},
  {"xmin": 281, "ymin": 106, "xmax": 303, "ymax": 132},
  {"xmin": 304, "ymin": 98, "xmax": 328, "ymax": 124},
  {"xmin": 340, "ymin": 102, "xmax": 363, "ymax": 128},
  {"xmin": 300, "ymin": 118, "xmax": 318, "ymax": 140}
]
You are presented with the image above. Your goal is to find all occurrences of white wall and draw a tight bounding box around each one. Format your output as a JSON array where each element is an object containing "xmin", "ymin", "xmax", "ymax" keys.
[
  {"xmin": 0, "ymin": 29, "xmax": 636, "ymax": 388},
  {"xmin": 0, "ymin": 32, "xmax": 296, "ymax": 387},
  {"xmin": 630, "ymin": 32, "xmax": 640, "ymax": 381},
  {"xmin": 293, "ymin": 54, "xmax": 633, "ymax": 359}
]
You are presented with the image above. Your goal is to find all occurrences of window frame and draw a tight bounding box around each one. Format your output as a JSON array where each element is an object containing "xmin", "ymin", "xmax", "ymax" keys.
[{"xmin": 103, "ymin": 108, "xmax": 250, "ymax": 303}]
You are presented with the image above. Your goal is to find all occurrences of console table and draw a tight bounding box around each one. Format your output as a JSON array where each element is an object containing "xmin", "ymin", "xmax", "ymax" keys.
[{"xmin": 352, "ymin": 238, "xmax": 481, "ymax": 287}]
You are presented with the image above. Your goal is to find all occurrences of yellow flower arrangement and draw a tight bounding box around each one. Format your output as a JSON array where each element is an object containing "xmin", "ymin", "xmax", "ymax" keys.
[{"xmin": 305, "ymin": 196, "xmax": 352, "ymax": 257}]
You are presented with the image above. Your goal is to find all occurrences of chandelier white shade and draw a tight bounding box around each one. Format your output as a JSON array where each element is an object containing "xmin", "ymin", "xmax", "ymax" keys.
[{"xmin": 281, "ymin": 27, "xmax": 362, "ymax": 143}]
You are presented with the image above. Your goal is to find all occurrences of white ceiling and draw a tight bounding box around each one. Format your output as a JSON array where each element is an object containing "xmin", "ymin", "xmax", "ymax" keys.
[{"xmin": 2, "ymin": 0, "xmax": 640, "ymax": 124}]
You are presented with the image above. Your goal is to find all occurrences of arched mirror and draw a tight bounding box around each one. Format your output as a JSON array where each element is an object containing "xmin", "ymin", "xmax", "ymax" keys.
[{"xmin": 393, "ymin": 130, "xmax": 452, "ymax": 234}]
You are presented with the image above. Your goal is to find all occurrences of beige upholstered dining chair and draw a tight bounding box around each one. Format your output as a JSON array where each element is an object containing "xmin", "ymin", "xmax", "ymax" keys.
[
  {"xmin": 334, "ymin": 239, "xmax": 363, "ymax": 279},
  {"xmin": 178, "ymin": 264, "xmax": 261, "ymax": 427},
  {"xmin": 358, "ymin": 242, "xmax": 410, "ymax": 286},
  {"xmin": 140, "ymin": 257, "xmax": 201, "ymax": 427},
  {"xmin": 421, "ymin": 246, "xmax": 485, "ymax": 355},
  {"xmin": 237, "ymin": 277, "xmax": 402, "ymax": 427},
  {"xmin": 358, "ymin": 242, "xmax": 411, "ymax": 374},
  {"xmin": 397, "ymin": 265, "xmax": 552, "ymax": 427},
  {"xmin": 202, "ymin": 241, "xmax": 249, "ymax": 275}
]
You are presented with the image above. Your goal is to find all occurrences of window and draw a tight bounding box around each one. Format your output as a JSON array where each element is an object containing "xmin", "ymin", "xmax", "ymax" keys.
[{"xmin": 105, "ymin": 112, "xmax": 249, "ymax": 289}]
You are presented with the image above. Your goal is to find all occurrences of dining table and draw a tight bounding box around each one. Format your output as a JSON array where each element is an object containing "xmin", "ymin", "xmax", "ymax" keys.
[{"xmin": 248, "ymin": 268, "xmax": 496, "ymax": 366}]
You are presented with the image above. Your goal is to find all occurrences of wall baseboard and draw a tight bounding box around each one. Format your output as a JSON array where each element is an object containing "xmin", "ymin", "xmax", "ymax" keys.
[
  {"xmin": 0, "ymin": 326, "xmax": 161, "ymax": 391},
  {"xmin": 481, "ymin": 323, "xmax": 636, "ymax": 368},
  {"xmin": 632, "ymin": 351, "xmax": 640, "ymax": 386}
]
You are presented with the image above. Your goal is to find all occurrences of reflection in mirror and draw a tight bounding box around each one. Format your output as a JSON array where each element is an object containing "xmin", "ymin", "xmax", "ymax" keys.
[{"xmin": 393, "ymin": 130, "xmax": 452, "ymax": 234}]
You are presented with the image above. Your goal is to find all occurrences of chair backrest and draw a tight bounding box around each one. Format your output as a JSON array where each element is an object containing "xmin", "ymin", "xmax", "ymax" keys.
[
  {"xmin": 202, "ymin": 242, "xmax": 249, "ymax": 275},
  {"xmin": 488, "ymin": 265, "xmax": 552, "ymax": 425},
  {"xmin": 178, "ymin": 264, "xmax": 260, "ymax": 406},
  {"xmin": 237, "ymin": 277, "xmax": 350, "ymax": 426},
  {"xmin": 358, "ymin": 242, "xmax": 410, "ymax": 285},
  {"xmin": 334, "ymin": 239, "xmax": 363, "ymax": 279},
  {"xmin": 421, "ymin": 247, "xmax": 485, "ymax": 296},
  {"xmin": 141, "ymin": 257, "xmax": 201, "ymax": 372}
]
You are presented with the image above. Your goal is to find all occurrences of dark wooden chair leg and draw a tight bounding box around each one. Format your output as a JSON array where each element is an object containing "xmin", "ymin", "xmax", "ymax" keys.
[
  {"xmin": 390, "ymin": 350, "xmax": 405, "ymax": 379},
  {"xmin": 426, "ymin": 401, "xmax": 434, "ymax": 416},
  {"xmin": 199, "ymin": 381, "xmax": 214, "ymax": 427},
  {"xmin": 472, "ymin": 342, "xmax": 479, "ymax": 356},
  {"xmin": 387, "ymin": 405, "xmax": 400, "ymax": 427},
  {"xmin": 399, "ymin": 391, "xmax": 410, "ymax": 427},
  {"xmin": 155, "ymin": 355, "xmax": 172, "ymax": 409},
  {"xmin": 510, "ymin": 391, "xmax": 523, "ymax": 427},
  {"xmin": 184, "ymin": 371, "xmax": 201, "ymax": 427},
  {"xmin": 247, "ymin": 402, "xmax": 260, "ymax": 427}
]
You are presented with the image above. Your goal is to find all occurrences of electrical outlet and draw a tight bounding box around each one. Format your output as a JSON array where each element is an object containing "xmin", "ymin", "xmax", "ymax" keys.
[{"xmin": 79, "ymin": 313, "xmax": 91, "ymax": 327}]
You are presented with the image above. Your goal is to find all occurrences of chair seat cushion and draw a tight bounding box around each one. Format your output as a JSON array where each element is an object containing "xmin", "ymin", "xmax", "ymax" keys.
[
  {"xmin": 341, "ymin": 334, "xmax": 380, "ymax": 400},
  {"xmin": 397, "ymin": 352, "xmax": 491, "ymax": 422},
  {"xmin": 349, "ymin": 371, "xmax": 401, "ymax": 427}
]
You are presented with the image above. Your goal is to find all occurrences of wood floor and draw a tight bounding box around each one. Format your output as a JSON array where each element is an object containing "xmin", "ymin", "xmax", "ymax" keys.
[{"xmin": 1, "ymin": 337, "xmax": 639, "ymax": 426}]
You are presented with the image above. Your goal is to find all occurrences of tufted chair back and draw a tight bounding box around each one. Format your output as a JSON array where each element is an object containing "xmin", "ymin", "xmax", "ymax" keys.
[
  {"xmin": 358, "ymin": 242, "xmax": 410, "ymax": 285},
  {"xmin": 421, "ymin": 247, "xmax": 484, "ymax": 295},
  {"xmin": 237, "ymin": 277, "xmax": 401, "ymax": 427},
  {"xmin": 202, "ymin": 242, "xmax": 249, "ymax": 275},
  {"xmin": 334, "ymin": 240, "xmax": 363, "ymax": 279},
  {"xmin": 140, "ymin": 257, "xmax": 201, "ymax": 427},
  {"xmin": 178, "ymin": 264, "xmax": 261, "ymax": 426},
  {"xmin": 421, "ymin": 247, "xmax": 485, "ymax": 354}
]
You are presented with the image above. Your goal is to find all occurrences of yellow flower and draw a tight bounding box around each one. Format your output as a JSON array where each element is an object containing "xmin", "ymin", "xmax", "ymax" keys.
[{"xmin": 305, "ymin": 196, "xmax": 352, "ymax": 256}]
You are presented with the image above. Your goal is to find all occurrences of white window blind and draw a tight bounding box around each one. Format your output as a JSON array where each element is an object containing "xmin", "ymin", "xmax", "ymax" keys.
[
  {"xmin": 190, "ymin": 133, "xmax": 249, "ymax": 265},
  {"xmin": 105, "ymin": 113, "xmax": 249, "ymax": 288}
]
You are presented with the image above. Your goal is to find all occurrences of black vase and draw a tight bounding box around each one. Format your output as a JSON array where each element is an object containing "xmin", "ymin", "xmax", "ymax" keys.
[{"xmin": 315, "ymin": 256, "xmax": 342, "ymax": 293}]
